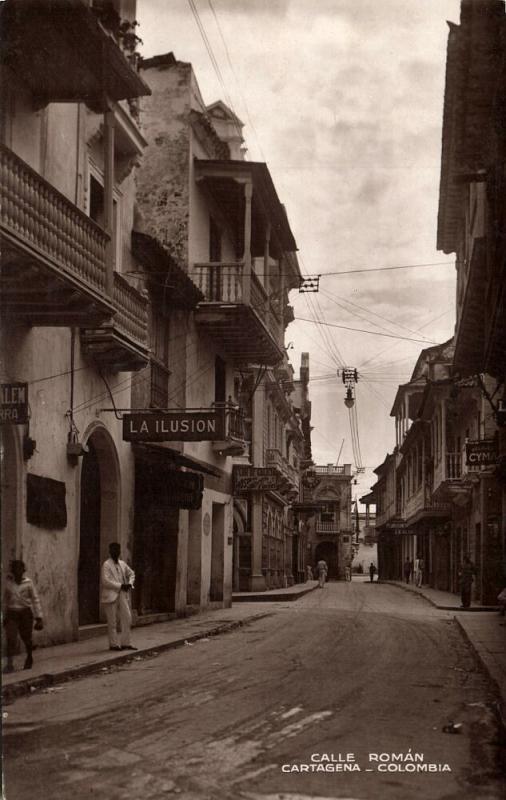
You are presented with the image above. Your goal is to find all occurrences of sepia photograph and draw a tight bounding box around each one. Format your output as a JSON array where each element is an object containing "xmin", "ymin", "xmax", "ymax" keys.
[{"xmin": 1, "ymin": 0, "xmax": 506, "ymax": 798}]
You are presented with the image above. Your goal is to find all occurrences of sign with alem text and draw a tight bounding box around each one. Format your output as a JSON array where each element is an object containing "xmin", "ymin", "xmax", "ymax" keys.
[
  {"xmin": 123, "ymin": 411, "xmax": 225, "ymax": 442},
  {"xmin": 1, "ymin": 382, "xmax": 28, "ymax": 424}
]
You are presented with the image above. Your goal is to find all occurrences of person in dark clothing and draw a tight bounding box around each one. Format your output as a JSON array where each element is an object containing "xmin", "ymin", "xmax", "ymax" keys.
[
  {"xmin": 459, "ymin": 555, "xmax": 476, "ymax": 609},
  {"xmin": 3, "ymin": 560, "xmax": 43, "ymax": 673},
  {"xmin": 369, "ymin": 562, "xmax": 377, "ymax": 583},
  {"xmin": 403, "ymin": 558, "xmax": 412, "ymax": 584}
]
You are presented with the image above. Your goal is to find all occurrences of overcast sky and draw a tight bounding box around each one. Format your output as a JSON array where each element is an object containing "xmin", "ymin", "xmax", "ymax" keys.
[{"xmin": 138, "ymin": 0, "xmax": 461, "ymax": 504}]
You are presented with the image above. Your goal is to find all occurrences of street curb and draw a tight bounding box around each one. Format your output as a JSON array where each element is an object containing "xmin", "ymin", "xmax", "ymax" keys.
[
  {"xmin": 453, "ymin": 615, "xmax": 506, "ymax": 730},
  {"xmin": 383, "ymin": 581, "xmax": 499, "ymax": 612},
  {"xmin": 232, "ymin": 583, "xmax": 318, "ymax": 602},
  {"xmin": 1, "ymin": 611, "xmax": 275, "ymax": 703}
]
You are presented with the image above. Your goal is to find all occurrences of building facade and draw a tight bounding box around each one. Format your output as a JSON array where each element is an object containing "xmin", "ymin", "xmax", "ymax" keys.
[{"xmin": 1, "ymin": 0, "xmax": 152, "ymax": 643}]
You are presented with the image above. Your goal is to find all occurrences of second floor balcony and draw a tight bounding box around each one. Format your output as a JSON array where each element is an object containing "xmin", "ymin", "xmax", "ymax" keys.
[
  {"xmin": 81, "ymin": 272, "xmax": 149, "ymax": 372},
  {"xmin": 266, "ymin": 448, "xmax": 300, "ymax": 495},
  {"xmin": 193, "ymin": 263, "xmax": 284, "ymax": 366},
  {"xmin": 212, "ymin": 405, "xmax": 247, "ymax": 457},
  {"xmin": 1, "ymin": 144, "xmax": 114, "ymax": 327},
  {"xmin": 315, "ymin": 519, "xmax": 340, "ymax": 535}
]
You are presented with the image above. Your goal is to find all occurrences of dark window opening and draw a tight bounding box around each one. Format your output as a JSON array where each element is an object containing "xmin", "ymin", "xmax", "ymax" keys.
[{"xmin": 214, "ymin": 356, "xmax": 226, "ymax": 404}]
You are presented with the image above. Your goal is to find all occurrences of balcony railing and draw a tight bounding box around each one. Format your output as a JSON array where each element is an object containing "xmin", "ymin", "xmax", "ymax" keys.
[
  {"xmin": 316, "ymin": 520, "xmax": 339, "ymax": 534},
  {"xmin": 446, "ymin": 452, "xmax": 463, "ymax": 481},
  {"xmin": 266, "ymin": 448, "xmax": 299, "ymax": 491},
  {"xmin": 212, "ymin": 404, "xmax": 246, "ymax": 456},
  {"xmin": 81, "ymin": 272, "xmax": 149, "ymax": 371},
  {"xmin": 113, "ymin": 272, "xmax": 149, "ymax": 347},
  {"xmin": 1, "ymin": 144, "xmax": 110, "ymax": 320},
  {"xmin": 193, "ymin": 262, "xmax": 281, "ymax": 345}
]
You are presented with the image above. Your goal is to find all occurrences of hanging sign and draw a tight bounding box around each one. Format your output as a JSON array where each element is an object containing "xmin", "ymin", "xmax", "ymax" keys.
[
  {"xmin": 123, "ymin": 410, "xmax": 225, "ymax": 442},
  {"xmin": 465, "ymin": 439, "xmax": 497, "ymax": 467},
  {"xmin": 234, "ymin": 466, "xmax": 280, "ymax": 492},
  {"xmin": 1, "ymin": 382, "xmax": 28, "ymax": 424},
  {"xmin": 167, "ymin": 471, "xmax": 204, "ymax": 510}
]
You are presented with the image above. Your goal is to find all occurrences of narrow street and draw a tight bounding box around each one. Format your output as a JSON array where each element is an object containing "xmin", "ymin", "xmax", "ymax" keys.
[{"xmin": 4, "ymin": 582, "xmax": 505, "ymax": 800}]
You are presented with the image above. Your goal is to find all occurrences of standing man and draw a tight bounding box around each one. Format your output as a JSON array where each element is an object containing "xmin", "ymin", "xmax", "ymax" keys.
[
  {"xmin": 369, "ymin": 562, "xmax": 377, "ymax": 583},
  {"xmin": 416, "ymin": 556, "xmax": 425, "ymax": 587},
  {"xmin": 459, "ymin": 555, "xmax": 477, "ymax": 609},
  {"xmin": 316, "ymin": 559, "xmax": 328, "ymax": 588},
  {"xmin": 101, "ymin": 542, "xmax": 137, "ymax": 651},
  {"xmin": 3, "ymin": 560, "xmax": 43, "ymax": 673}
]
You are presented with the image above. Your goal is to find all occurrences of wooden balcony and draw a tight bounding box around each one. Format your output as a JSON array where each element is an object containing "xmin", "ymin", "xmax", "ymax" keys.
[
  {"xmin": 0, "ymin": 0, "xmax": 150, "ymax": 111},
  {"xmin": 212, "ymin": 406, "xmax": 247, "ymax": 457},
  {"xmin": 81, "ymin": 273, "xmax": 149, "ymax": 372},
  {"xmin": 0, "ymin": 144, "xmax": 114, "ymax": 326},
  {"xmin": 403, "ymin": 485, "xmax": 452, "ymax": 526},
  {"xmin": 193, "ymin": 263, "xmax": 284, "ymax": 366},
  {"xmin": 266, "ymin": 448, "xmax": 299, "ymax": 495},
  {"xmin": 316, "ymin": 520, "xmax": 339, "ymax": 535}
]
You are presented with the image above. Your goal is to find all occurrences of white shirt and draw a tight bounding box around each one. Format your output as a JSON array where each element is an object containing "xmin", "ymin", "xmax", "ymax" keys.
[{"xmin": 100, "ymin": 558, "xmax": 135, "ymax": 604}]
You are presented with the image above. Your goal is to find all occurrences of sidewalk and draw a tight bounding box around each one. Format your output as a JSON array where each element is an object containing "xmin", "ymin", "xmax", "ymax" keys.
[
  {"xmin": 1, "ymin": 603, "xmax": 277, "ymax": 702},
  {"xmin": 232, "ymin": 580, "xmax": 318, "ymax": 602},
  {"xmin": 2, "ymin": 582, "xmax": 317, "ymax": 701},
  {"xmin": 387, "ymin": 580, "xmax": 506, "ymax": 724}
]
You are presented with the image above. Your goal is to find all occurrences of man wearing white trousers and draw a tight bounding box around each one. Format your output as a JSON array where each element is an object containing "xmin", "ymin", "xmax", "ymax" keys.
[{"xmin": 100, "ymin": 542, "xmax": 137, "ymax": 652}]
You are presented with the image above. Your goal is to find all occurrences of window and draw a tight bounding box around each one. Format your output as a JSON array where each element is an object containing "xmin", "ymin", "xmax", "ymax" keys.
[
  {"xmin": 87, "ymin": 166, "xmax": 121, "ymax": 267},
  {"xmin": 209, "ymin": 217, "xmax": 222, "ymax": 262},
  {"xmin": 150, "ymin": 309, "xmax": 170, "ymax": 409},
  {"xmin": 214, "ymin": 356, "xmax": 226, "ymax": 403}
]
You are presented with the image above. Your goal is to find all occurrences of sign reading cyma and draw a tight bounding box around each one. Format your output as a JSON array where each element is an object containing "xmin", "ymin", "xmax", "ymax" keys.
[
  {"xmin": 123, "ymin": 411, "xmax": 224, "ymax": 442},
  {"xmin": 465, "ymin": 439, "xmax": 497, "ymax": 467}
]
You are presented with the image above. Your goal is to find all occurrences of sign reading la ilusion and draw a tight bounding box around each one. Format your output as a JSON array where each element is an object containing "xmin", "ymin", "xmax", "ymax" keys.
[{"xmin": 123, "ymin": 411, "xmax": 224, "ymax": 442}]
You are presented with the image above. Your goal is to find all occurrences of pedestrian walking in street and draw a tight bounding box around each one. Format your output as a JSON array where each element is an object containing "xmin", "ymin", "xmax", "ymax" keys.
[
  {"xmin": 306, "ymin": 564, "xmax": 313, "ymax": 581},
  {"xmin": 458, "ymin": 555, "xmax": 476, "ymax": 609},
  {"xmin": 316, "ymin": 559, "xmax": 328, "ymax": 588},
  {"xmin": 344, "ymin": 563, "xmax": 352, "ymax": 582},
  {"xmin": 369, "ymin": 562, "xmax": 377, "ymax": 583},
  {"xmin": 403, "ymin": 558, "xmax": 412, "ymax": 584},
  {"xmin": 101, "ymin": 542, "xmax": 137, "ymax": 651},
  {"xmin": 416, "ymin": 556, "xmax": 424, "ymax": 587},
  {"xmin": 3, "ymin": 560, "xmax": 43, "ymax": 673}
]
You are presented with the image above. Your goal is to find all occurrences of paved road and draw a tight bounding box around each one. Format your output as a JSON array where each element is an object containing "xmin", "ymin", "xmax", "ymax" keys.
[{"xmin": 4, "ymin": 581, "xmax": 505, "ymax": 800}]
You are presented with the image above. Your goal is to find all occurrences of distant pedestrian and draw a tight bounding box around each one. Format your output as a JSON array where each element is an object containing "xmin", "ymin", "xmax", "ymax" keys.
[
  {"xmin": 3, "ymin": 560, "xmax": 43, "ymax": 673},
  {"xmin": 344, "ymin": 563, "xmax": 352, "ymax": 582},
  {"xmin": 458, "ymin": 555, "xmax": 476, "ymax": 609},
  {"xmin": 316, "ymin": 559, "xmax": 328, "ymax": 588},
  {"xmin": 403, "ymin": 558, "xmax": 412, "ymax": 584},
  {"xmin": 306, "ymin": 564, "xmax": 313, "ymax": 582},
  {"xmin": 416, "ymin": 557, "xmax": 424, "ymax": 587},
  {"xmin": 101, "ymin": 542, "xmax": 137, "ymax": 651},
  {"xmin": 369, "ymin": 562, "xmax": 377, "ymax": 583}
]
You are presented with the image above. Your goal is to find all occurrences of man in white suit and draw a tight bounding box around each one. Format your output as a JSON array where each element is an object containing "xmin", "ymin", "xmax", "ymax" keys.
[{"xmin": 101, "ymin": 542, "xmax": 137, "ymax": 651}]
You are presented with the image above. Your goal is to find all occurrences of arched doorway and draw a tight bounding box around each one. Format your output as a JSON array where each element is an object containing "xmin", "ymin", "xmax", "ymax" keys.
[
  {"xmin": 78, "ymin": 426, "xmax": 120, "ymax": 626},
  {"xmin": 315, "ymin": 540, "xmax": 339, "ymax": 580}
]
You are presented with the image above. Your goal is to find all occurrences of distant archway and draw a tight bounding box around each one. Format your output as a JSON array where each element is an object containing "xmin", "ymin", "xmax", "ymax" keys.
[
  {"xmin": 78, "ymin": 425, "xmax": 120, "ymax": 626},
  {"xmin": 315, "ymin": 541, "xmax": 339, "ymax": 580}
]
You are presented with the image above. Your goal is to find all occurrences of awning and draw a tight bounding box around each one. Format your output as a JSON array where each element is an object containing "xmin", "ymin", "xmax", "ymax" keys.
[
  {"xmin": 132, "ymin": 232, "xmax": 203, "ymax": 310},
  {"xmin": 132, "ymin": 443, "xmax": 220, "ymax": 477}
]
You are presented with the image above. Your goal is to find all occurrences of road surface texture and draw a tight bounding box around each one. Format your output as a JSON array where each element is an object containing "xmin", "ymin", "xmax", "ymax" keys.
[{"xmin": 4, "ymin": 580, "xmax": 505, "ymax": 800}]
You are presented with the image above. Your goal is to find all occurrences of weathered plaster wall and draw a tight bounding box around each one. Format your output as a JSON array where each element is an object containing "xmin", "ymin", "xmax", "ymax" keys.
[{"xmin": 137, "ymin": 62, "xmax": 192, "ymax": 265}]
